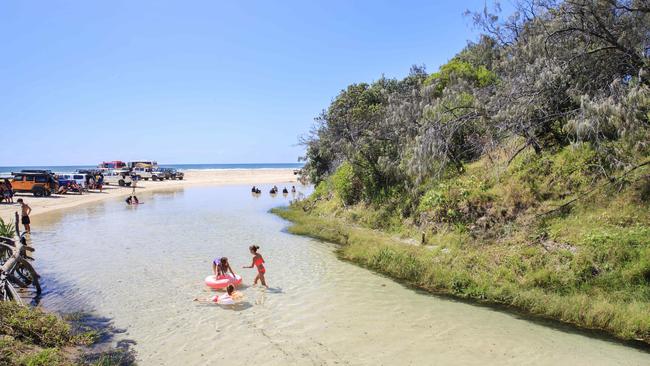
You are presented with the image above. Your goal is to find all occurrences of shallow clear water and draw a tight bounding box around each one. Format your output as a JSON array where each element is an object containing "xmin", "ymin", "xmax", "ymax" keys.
[{"xmin": 31, "ymin": 185, "xmax": 650, "ymax": 365}]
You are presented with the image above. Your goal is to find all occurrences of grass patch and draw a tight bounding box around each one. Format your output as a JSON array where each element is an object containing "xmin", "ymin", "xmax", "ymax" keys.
[{"xmin": 273, "ymin": 144, "xmax": 650, "ymax": 344}]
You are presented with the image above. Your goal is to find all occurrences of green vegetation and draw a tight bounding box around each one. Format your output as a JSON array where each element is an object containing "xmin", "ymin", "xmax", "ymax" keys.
[
  {"xmin": 0, "ymin": 218, "xmax": 15, "ymax": 238},
  {"xmin": 0, "ymin": 302, "xmax": 133, "ymax": 365},
  {"xmin": 285, "ymin": 0, "xmax": 650, "ymax": 344}
]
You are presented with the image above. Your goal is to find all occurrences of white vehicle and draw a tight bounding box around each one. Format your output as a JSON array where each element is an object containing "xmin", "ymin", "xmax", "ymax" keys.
[
  {"xmin": 57, "ymin": 173, "xmax": 87, "ymax": 188},
  {"xmin": 102, "ymin": 170, "xmax": 133, "ymax": 186},
  {"xmin": 131, "ymin": 167, "xmax": 153, "ymax": 181}
]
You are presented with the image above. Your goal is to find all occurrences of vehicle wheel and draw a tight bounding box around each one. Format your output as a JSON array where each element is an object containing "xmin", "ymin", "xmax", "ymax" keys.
[
  {"xmin": 32, "ymin": 187, "xmax": 44, "ymax": 197},
  {"xmin": 118, "ymin": 179, "xmax": 125, "ymax": 186},
  {"xmin": 178, "ymin": 177, "xmax": 183, "ymax": 180},
  {"xmin": 144, "ymin": 178, "xmax": 149, "ymax": 181},
  {"xmin": 126, "ymin": 182, "xmax": 132, "ymax": 187},
  {"xmin": 152, "ymin": 176, "xmax": 158, "ymax": 181}
]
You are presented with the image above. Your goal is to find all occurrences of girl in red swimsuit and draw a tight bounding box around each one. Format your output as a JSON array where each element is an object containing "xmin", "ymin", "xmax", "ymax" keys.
[{"xmin": 244, "ymin": 245, "xmax": 267, "ymax": 288}]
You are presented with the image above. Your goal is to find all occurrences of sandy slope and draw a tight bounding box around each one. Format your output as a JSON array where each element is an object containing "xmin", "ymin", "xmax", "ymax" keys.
[{"xmin": 0, "ymin": 169, "xmax": 298, "ymax": 222}]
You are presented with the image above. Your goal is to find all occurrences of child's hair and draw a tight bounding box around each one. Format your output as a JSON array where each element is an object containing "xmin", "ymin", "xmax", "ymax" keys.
[
  {"xmin": 17, "ymin": 198, "xmax": 23, "ymax": 203},
  {"xmin": 220, "ymin": 257, "xmax": 228, "ymax": 265},
  {"xmin": 226, "ymin": 284, "xmax": 234, "ymax": 295},
  {"xmin": 249, "ymin": 245, "xmax": 259, "ymax": 253}
]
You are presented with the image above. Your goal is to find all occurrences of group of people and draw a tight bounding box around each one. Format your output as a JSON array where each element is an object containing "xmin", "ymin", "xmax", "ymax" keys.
[
  {"xmin": 125, "ymin": 188, "xmax": 140, "ymax": 205},
  {"xmin": 86, "ymin": 173, "xmax": 104, "ymax": 192},
  {"xmin": 197, "ymin": 245, "xmax": 267, "ymax": 305},
  {"xmin": 253, "ymin": 185, "xmax": 296, "ymax": 195},
  {"xmin": 212, "ymin": 245, "xmax": 267, "ymax": 287},
  {"xmin": 57, "ymin": 181, "xmax": 82, "ymax": 195},
  {"xmin": 0, "ymin": 179, "xmax": 14, "ymax": 204}
]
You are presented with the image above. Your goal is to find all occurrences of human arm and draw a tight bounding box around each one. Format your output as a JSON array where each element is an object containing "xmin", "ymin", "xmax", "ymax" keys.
[
  {"xmin": 243, "ymin": 257, "xmax": 254, "ymax": 269},
  {"xmin": 26, "ymin": 205, "xmax": 32, "ymax": 216}
]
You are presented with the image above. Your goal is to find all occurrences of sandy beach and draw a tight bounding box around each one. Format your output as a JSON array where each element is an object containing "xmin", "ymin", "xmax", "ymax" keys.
[{"xmin": 0, "ymin": 169, "xmax": 298, "ymax": 222}]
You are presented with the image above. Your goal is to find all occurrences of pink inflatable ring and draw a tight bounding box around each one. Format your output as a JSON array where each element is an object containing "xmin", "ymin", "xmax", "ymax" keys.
[{"xmin": 205, "ymin": 274, "xmax": 242, "ymax": 289}]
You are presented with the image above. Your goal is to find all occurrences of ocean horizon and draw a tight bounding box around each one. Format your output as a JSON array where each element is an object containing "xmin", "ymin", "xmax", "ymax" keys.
[{"xmin": 0, "ymin": 163, "xmax": 304, "ymax": 174}]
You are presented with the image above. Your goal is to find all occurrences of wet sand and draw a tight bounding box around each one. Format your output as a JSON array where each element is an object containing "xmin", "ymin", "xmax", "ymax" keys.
[
  {"xmin": 0, "ymin": 169, "xmax": 297, "ymax": 222},
  {"xmin": 32, "ymin": 185, "xmax": 650, "ymax": 366}
]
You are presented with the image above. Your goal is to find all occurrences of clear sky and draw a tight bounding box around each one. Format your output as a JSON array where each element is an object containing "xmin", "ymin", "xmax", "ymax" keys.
[{"xmin": 0, "ymin": 0, "xmax": 506, "ymax": 166}]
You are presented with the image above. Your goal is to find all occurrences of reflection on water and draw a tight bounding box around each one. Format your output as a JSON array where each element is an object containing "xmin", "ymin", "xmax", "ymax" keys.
[{"xmin": 32, "ymin": 184, "xmax": 650, "ymax": 366}]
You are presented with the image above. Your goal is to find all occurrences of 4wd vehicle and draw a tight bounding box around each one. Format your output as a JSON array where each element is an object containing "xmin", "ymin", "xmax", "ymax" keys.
[
  {"xmin": 56, "ymin": 173, "xmax": 87, "ymax": 189},
  {"xmin": 150, "ymin": 168, "xmax": 168, "ymax": 181},
  {"xmin": 11, "ymin": 171, "xmax": 59, "ymax": 197},
  {"xmin": 132, "ymin": 167, "xmax": 153, "ymax": 181},
  {"xmin": 170, "ymin": 169, "xmax": 184, "ymax": 180},
  {"xmin": 102, "ymin": 170, "xmax": 133, "ymax": 187}
]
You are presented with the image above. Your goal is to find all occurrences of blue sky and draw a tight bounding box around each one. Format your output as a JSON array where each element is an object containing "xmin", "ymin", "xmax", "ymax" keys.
[{"xmin": 0, "ymin": 1, "xmax": 509, "ymax": 166}]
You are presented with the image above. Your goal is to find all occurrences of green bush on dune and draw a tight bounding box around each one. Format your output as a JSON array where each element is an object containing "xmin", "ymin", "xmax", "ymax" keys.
[{"xmin": 279, "ymin": 0, "xmax": 650, "ymax": 343}]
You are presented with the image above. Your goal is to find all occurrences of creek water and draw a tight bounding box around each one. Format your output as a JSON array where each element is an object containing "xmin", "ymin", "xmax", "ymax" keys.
[{"xmin": 31, "ymin": 185, "xmax": 650, "ymax": 365}]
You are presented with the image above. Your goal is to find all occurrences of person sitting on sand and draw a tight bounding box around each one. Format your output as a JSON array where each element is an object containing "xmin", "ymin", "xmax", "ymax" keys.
[
  {"xmin": 193, "ymin": 284, "xmax": 243, "ymax": 304},
  {"xmin": 243, "ymin": 245, "xmax": 267, "ymax": 288},
  {"xmin": 213, "ymin": 257, "xmax": 237, "ymax": 278},
  {"xmin": 57, "ymin": 183, "xmax": 68, "ymax": 195}
]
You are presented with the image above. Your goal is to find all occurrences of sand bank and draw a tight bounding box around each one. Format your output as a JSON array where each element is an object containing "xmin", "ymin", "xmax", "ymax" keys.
[{"xmin": 0, "ymin": 169, "xmax": 298, "ymax": 222}]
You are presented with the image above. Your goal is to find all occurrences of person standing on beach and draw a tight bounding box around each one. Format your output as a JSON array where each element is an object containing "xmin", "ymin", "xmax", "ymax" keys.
[
  {"xmin": 3, "ymin": 179, "xmax": 13, "ymax": 203},
  {"xmin": 97, "ymin": 173, "xmax": 104, "ymax": 193},
  {"xmin": 16, "ymin": 198, "xmax": 32, "ymax": 233}
]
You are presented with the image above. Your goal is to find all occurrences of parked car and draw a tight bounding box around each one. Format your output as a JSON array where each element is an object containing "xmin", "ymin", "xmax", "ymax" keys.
[
  {"xmin": 56, "ymin": 173, "xmax": 87, "ymax": 189},
  {"xmin": 102, "ymin": 170, "xmax": 133, "ymax": 187},
  {"xmin": 150, "ymin": 168, "xmax": 168, "ymax": 181},
  {"xmin": 11, "ymin": 171, "xmax": 58, "ymax": 197},
  {"xmin": 131, "ymin": 167, "xmax": 153, "ymax": 181},
  {"xmin": 170, "ymin": 169, "xmax": 184, "ymax": 180}
]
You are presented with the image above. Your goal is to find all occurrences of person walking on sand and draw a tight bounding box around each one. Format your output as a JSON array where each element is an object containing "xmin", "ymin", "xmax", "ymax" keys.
[
  {"xmin": 17, "ymin": 198, "xmax": 32, "ymax": 233},
  {"xmin": 244, "ymin": 245, "xmax": 267, "ymax": 288}
]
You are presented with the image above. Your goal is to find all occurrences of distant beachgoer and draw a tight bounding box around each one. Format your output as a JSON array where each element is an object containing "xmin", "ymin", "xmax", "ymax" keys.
[
  {"xmin": 193, "ymin": 284, "xmax": 243, "ymax": 304},
  {"xmin": 97, "ymin": 174, "xmax": 104, "ymax": 193},
  {"xmin": 282, "ymin": 187, "xmax": 288, "ymax": 194},
  {"xmin": 3, "ymin": 179, "xmax": 13, "ymax": 203},
  {"xmin": 251, "ymin": 186, "xmax": 257, "ymax": 193},
  {"xmin": 57, "ymin": 184, "xmax": 68, "ymax": 195},
  {"xmin": 213, "ymin": 257, "xmax": 236, "ymax": 278},
  {"xmin": 244, "ymin": 245, "xmax": 267, "ymax": 288},
  {"xmin": 255, "ymin": 188, "xmax": 261, "ymax": 194},
  {"xmin": 291, "ymin": 186, "xmax": 296, "ymax": 194},
  {"xmin": 17, "ymin": 198, "xmax": 32, "ymax": 233}
]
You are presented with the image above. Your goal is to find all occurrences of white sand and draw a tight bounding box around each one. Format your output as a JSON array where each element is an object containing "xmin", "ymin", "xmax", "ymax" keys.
[{"xmin": 0, "ymin": 169, "xmax": 298, "ymax": 222}]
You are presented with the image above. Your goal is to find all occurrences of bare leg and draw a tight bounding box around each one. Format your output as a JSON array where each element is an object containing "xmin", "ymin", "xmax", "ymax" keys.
[
  {"xmin": 259, "ymin": 273, "xmax": 268, "ymax": 288},
  {"xmin": 254, "ymin": 274, "xmax": 260, "ymax": 285},
  {"xmin": 25, "ymin": 224, "xmax": 30, "ymax": 233}
]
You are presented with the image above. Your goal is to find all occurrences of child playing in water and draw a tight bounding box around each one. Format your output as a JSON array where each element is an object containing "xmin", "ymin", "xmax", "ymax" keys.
[
  {"xmin": 193, "ymin": 285, "xmax": 243, "ymax": 304},
  {"xmin": 243, "ymin": 245, "xmax": 267, "ymax": 288},
  {"xmin": 212, "ymin": 257, "xmax": 236, "ymax": 278}
]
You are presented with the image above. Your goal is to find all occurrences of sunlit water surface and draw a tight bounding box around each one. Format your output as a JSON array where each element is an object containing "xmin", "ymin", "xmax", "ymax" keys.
[{"xmin": 31, "ymin": 185, "xmax": 650, "ymax": 365}]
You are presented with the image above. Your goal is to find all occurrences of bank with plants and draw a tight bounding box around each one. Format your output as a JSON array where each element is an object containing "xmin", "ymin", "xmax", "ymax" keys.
[{"xmin": 278, "ymin": 1, "xmax": 650, "ymax": 344}]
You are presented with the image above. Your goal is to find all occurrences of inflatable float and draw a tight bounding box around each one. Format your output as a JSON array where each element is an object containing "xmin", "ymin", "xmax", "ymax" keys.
[{"xmin": 205, "ymin": 274, "xmax": 242, "ymax": 289}]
